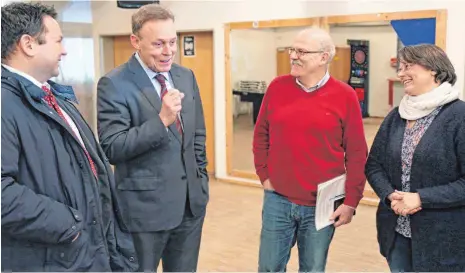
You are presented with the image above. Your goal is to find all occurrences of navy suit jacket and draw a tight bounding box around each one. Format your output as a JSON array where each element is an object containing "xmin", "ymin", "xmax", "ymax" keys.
[{"xmin": 97, "ymin": 55, "xmax": 209, "ymax": 232}]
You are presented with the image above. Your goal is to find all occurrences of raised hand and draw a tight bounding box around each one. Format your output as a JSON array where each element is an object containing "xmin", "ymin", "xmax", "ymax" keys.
[{"xmin": 159, "ymin": 89, "xmax": 185, "ymax": 127}]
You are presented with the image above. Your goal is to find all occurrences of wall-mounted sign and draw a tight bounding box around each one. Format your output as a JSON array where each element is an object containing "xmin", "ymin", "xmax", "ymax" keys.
[{"xmin": 183, "ymin": 36, "xmax": 195, "ymax": 57}]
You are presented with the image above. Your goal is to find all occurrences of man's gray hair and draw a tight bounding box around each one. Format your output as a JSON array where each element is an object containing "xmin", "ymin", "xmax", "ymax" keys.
[{"xmin": 301, "ymin": 27, "xmax": 336, "ymax": 64}]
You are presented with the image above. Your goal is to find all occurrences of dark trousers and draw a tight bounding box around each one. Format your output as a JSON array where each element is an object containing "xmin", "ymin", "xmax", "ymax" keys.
[
  {"xmin": 387, "ymin": 232, "xmax": 413, "ymax": 272},
  {"xmin": 131, "ymin": 201, "xmax": 205, "ymax": 272}
]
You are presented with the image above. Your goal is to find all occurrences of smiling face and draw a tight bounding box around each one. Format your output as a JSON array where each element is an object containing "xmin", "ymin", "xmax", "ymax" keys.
[
  {"xmin": 1, "ymin": 3, "xmax": 65, "ymax": 82},
  {"xmin": 289, "ymin": 30, "xmax": 330, "ymax": 78},
  {"xmin": 396, "ymin": 44, "xmax": 457, "ymax": 96},
  {"xmin": 130, "ymin": 19, "xmax": 177, "ymax": 72},
  {"xmin": 20, "ymin": 15, "xmax": 67, "ymax": 82},
  {"xmin": 36, "ymin": 16, "xmax": 67, "ymax": 78},
  {"xmin": 397, "ymin": 61, "xmax": 437, "ymax": 96}
]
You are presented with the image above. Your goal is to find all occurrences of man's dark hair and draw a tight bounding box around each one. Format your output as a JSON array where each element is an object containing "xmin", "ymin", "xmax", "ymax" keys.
[
  {"xmin": 1, "ymin": 2, "xmax": 57, "ymax": 61},
  {"xmin": 398, "ymin": 44, "xmax": 457, "ymax": 85}
]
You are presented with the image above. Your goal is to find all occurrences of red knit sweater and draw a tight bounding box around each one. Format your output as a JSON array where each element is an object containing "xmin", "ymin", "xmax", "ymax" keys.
[{"xmin": 253, "ymin": 75, "xmax": 368, "ymax": 208}]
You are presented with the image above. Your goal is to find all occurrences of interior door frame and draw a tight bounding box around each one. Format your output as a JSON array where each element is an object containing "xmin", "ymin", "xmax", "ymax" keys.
[
  {"xmin": 178, "ymin": 30, "xmax": 216, "ymax": 175},
  {"xmin": 223, "ymin": 10, "xmax": 447, "ymax": 205}
]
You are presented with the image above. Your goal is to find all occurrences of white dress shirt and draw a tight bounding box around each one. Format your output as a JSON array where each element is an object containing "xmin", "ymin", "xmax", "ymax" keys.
[
  {"xmin": 296, "ymin": 71, "xmax": 330, "ymax": 92},
  {"xmin": 134, "ymin": 52, "xmax": 174, "ymax": 97}
]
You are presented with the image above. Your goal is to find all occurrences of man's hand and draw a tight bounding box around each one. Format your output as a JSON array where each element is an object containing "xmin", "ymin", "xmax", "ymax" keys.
[
  {"xmin": 391, "ymin": 191, "xmax": 422, "ymax": 216},
  {"xmin": 263, "ymin": 179, "xmax": 274, "ymax": 191},
  {"xmin": 159, "ymin": 89, "xmax": 185, "ymax": 127},
  {"xmin": 330, "ymin": 204, "xmax": 355, "ymax": 227}
]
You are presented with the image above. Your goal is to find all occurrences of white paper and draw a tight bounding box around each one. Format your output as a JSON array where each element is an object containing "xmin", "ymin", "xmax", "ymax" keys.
[{"xmin": 315, "ymin": 174, "xmax": 346, "ymax": 231}]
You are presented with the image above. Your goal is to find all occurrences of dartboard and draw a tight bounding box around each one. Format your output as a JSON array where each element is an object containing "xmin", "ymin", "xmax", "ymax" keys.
[{"xmin": 354, "ymin": 50, "xmax": 366, "ymax": 64}]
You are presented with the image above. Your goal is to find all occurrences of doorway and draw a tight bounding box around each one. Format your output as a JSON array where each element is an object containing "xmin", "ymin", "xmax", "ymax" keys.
[{"xmin": 276, "ymin": 47, "xmax": 290, "ymax": 76}]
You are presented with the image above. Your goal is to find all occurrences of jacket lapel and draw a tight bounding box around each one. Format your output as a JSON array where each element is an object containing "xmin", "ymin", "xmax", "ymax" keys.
[
  {"xmin": 60, "ymin": 101, "xmax": 107, "ymax": 173},
  {"xmin": 3, "ymin": 70, "xmax": 85, "ymax": 148},
  {"xmin": 36, "ymin": 97, "xmax": 85, "ymax": 148},
  {"xmin": 169, "ymin": 65, "xmax": 196, "ymax": 149},
  {"xmin": 390, "ymin": 117, "xmax": 406, "ymax": 189},
  {"xmin": 128, "ymin": 55, "xmax": 184, "ymax": 144},
  {"xmin": 166, "ymin": 67, "xmax": 184, "ymax": 144},
  {"xmin": 127, "ymin": 55, "xmax": 162, "ymax": 113}
]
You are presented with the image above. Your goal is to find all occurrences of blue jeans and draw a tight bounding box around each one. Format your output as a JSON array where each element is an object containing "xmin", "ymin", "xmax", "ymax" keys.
[
  {"xmin": 258, "ymin": 190, "xmax": 335, "ymax": 272},
  {"xmin": 387, "ymin": 233, "xmax": 413, "ymax": 272}
]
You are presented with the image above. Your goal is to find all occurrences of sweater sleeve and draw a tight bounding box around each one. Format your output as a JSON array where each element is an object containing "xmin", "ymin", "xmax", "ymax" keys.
[
  {"xmin": 416, "ymin": 118, "xmax": 465, "ymax": 208},
  {"xmin": 342, "ymin": 90, "xmax": 369, "ymax": 208},
  {"xmin": 364, "ymin": 109, "xmax": 397, "ymax": 206},
  {"xmin": 252, "ymin": 84, "xmax": 272, "ymax": 184}
]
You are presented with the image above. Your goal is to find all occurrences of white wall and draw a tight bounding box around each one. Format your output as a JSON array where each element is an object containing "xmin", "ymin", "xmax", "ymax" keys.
[
  {"xmin": 90, "ymin": 0, "xmax": 465, "ymax": 181},
  {"xmin": 274, "ymin": 27, "xmax": 306, "ymax": 48},
  {"xmin": 230, "ymin": 29, "xmax": 276, "ymax": 88},
  {"xmin": 230, "ymin": 29, "xmax": 276, "ymax": 117},
  {"xmin": 330, "ymin": 25, "xmax": 398, "ymax": 117}
]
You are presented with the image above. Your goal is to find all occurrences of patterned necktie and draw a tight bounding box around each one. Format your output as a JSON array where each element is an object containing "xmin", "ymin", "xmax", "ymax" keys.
[
  {"xmin": 154, "ymin": 74, "xmax": 183, "ymax": 135},
  {"xmin": 42, "ymin": 85, "xmax": 98, "ymax": 178}
]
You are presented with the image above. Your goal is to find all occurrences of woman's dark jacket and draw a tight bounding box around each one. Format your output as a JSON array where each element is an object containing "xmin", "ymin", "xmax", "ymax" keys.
[
  {"xmin": 1, "ymin": 68, "xmax": 139, "ymax": 272},
  {"xmin": 365, "ymin": 99, "xmax": 465, "ymax": 271}
]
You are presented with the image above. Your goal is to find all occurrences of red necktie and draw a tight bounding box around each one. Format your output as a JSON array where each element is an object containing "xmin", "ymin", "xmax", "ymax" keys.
[
  {"xmin": 154, "ymin": 74, "xmax": 183, "ymax": 135},
  {"xmin": 42, "ymin": 85, "xmax": 98, "ymax": 178}
]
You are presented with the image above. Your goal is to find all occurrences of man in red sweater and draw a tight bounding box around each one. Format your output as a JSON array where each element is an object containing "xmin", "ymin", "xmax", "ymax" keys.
[{"xmin": 253, "ymin": 27, "xmax": 368, "ymax": 272}]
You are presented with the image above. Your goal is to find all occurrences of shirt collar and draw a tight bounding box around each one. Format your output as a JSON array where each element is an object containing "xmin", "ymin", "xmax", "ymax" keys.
[
  {"xmin": 135, "ymin": 52, "xmax": 170, "ymax": 80},
  {"xmin": 2, "ymin": 64, "xmax": 78, "ymax": 103},
  {"xmin": 296, "ymin": 71, "xmax": 330, "ymax": 92},
  {"xmin": 1, "ymin": 64, "xmax": 48, "ymax": 89}
]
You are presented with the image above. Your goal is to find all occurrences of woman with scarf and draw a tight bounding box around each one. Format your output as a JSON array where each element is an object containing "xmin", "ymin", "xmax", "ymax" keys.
[{"xmin": 365, "ymin": 44, "xmax": 465, "ymax": 272}]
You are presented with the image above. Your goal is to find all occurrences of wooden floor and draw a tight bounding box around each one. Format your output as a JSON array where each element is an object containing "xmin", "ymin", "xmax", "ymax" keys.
[
  {"xmin": 199, "ymin": 113, "xmax": 388, "ymax": 271},
  {"xmin": 195, "ymin": 180, "xmax": 389, "ymax": 272}
]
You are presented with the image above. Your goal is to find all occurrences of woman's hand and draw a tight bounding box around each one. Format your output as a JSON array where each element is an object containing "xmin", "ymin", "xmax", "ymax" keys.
[
  {"xmin": 391, "ymin": 191, "xmax": 422, "ymax": 216},
  {"xmin": 388, "ymin": 191, "xmax": 403, "ymax": 202}
]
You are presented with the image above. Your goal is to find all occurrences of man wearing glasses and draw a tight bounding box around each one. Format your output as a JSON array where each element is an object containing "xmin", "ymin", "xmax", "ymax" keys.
[{"xmin": 253, "ymin": 27, "xmax": 368, "ymax": 271}]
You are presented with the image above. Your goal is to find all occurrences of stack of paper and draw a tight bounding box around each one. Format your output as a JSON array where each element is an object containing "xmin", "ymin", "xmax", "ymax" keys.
[{"xmin": 315, "ymin": 174, "xmax": 346, "ymax": 231}]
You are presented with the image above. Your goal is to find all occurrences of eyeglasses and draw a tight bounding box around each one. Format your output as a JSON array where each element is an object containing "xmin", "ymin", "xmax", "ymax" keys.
[
  {"xmin": 288, "ymin": 47, "xmax": 324, "ymax": 57},
  {"xmin": 397, "ymin": 62, "xmax": 414, "ymax": 73}
]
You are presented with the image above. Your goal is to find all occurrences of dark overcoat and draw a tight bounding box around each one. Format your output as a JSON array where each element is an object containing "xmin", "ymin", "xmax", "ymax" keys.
[{"xmin": 1, "ymin": 67, "xmax": 138, "ymax": 272}]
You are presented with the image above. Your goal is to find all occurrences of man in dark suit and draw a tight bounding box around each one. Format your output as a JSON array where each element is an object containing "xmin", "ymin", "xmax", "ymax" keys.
[
  {"xmin": 97, "ymin": 4, "xmax": 209, "ymax": 272},
  {"xmin": 1, "ymin": 2, "xmax": 138, "ymax": 272}
]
